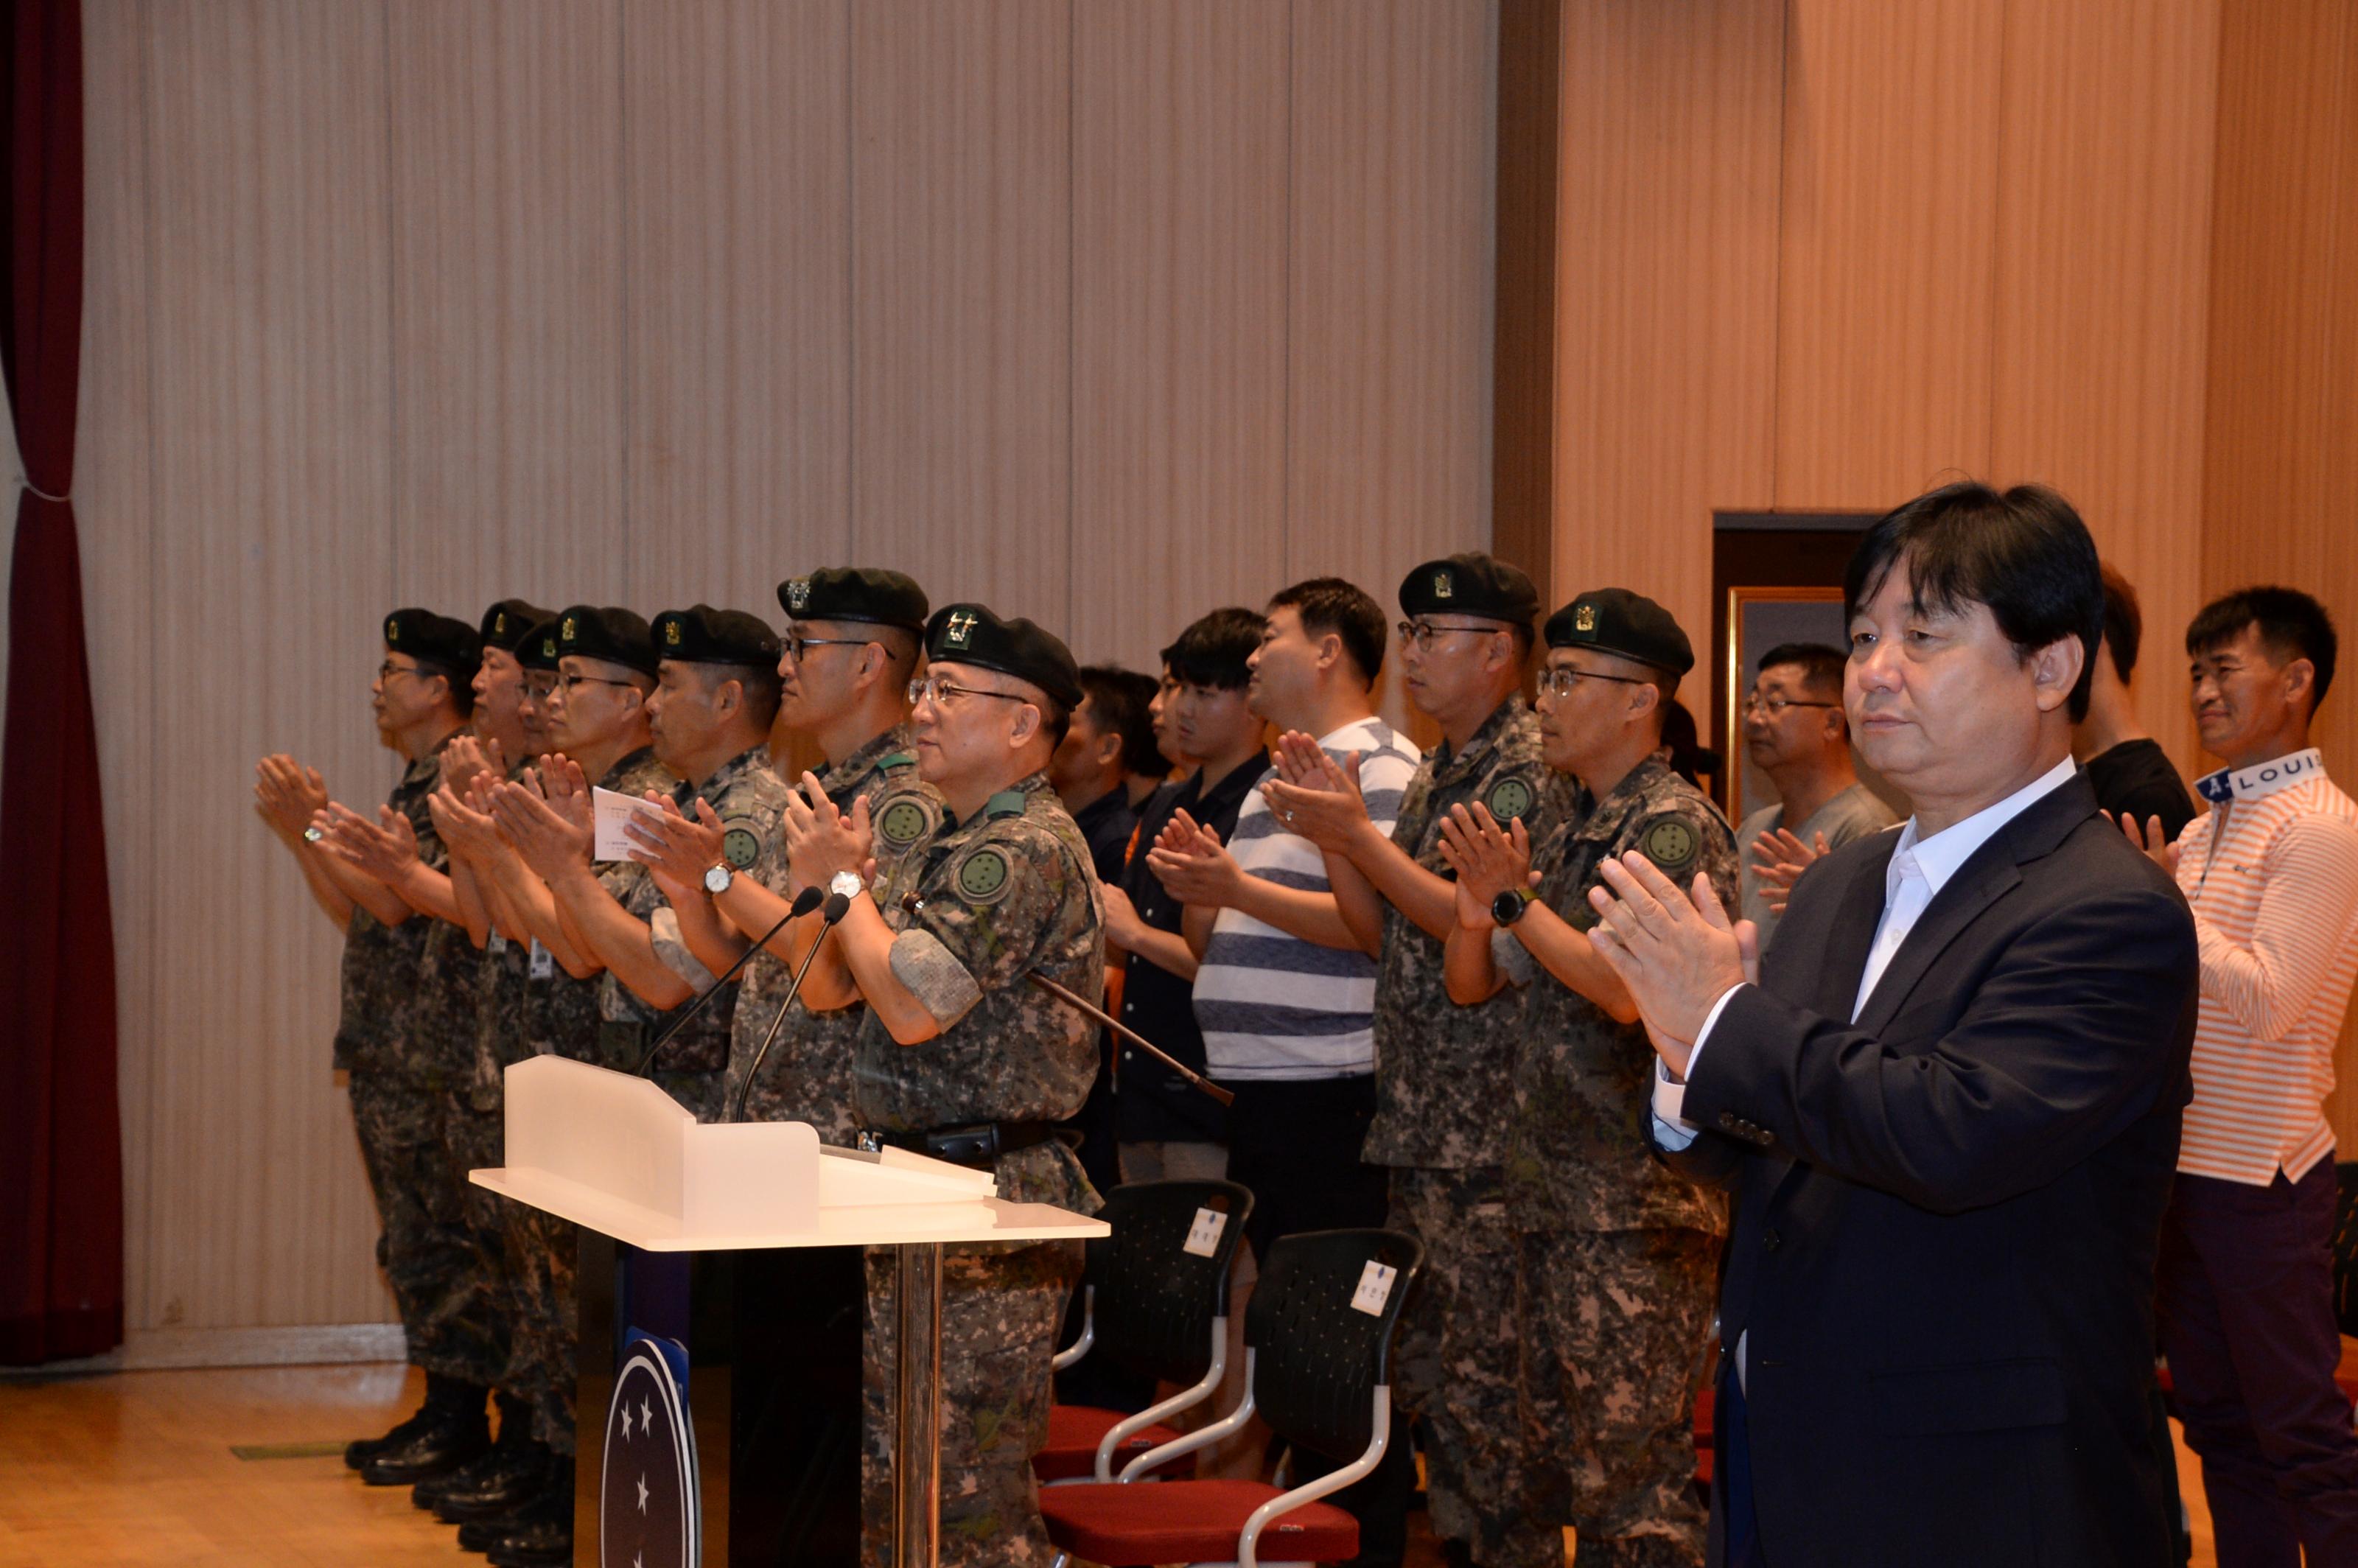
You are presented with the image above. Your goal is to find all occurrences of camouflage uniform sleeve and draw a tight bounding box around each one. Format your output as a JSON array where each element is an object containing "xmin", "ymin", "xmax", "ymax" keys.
[
  {"xmin": 1488, "ymin": 815, "xmax": 1569, "ymax": 987},
  {"xmin": 1628, "ymin": 798, "xmax": 1740, "ymax": 914},
  {"xmin": 888, "ymin": 824, "xmax": 1087, "ymax": 1032}
]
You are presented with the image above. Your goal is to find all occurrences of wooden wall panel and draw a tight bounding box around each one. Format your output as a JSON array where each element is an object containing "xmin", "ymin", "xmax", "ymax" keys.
[
  {"xmin": 77, "ymin": 0, "xmax": 161, "ymax": 1334},
  {"xmin": 386, "ymin": 0, "xmax": 626, "ymax": 615},
  {"xmin": 1287, "ymin": 0, "xmax": 1497, "ymax": 733},
  {"xmin": 849, "ymin": 0, "xmax": 1073, "ymax": 629},
  {"xmin": 620, "ymin": 0, "xmax": 851, "ymax": 617},
  {"xmin": 1774, "ymin": 0, "xmax": 2004, "ymax": 508},
  {"xmin": 1550, "ymin": 0, "xmax": 1783, "ymax": 654},
  {"xmin": 1990, "ymin": 0, "xmax": 2220, "ymax": 776},
  {"xmin": 138, "ymin": 0, "xmax": 398, "ymax": 1331},
  {"xmin": 1066, "ymin": 0, "xmax": 1289, "ymax": 674},
  {"xmin": 2201, "ymin": 0, "xmax": 2358, "ymax": 1150}
]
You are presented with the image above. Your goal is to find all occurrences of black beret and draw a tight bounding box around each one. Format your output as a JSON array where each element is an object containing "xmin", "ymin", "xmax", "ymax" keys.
[
  {"xmin": 518, "ymin": 618, "xmax": 562, "ymax": 673},
  {"xmin": 925, "ymin": 603, "xmax": 1085, "ymax": 710},
  {"xmin": 553, "ymin": 604, "xmax": 660, "ymax": 677},
  {"xmin": 777, "ymin": 567, "xmax": 930, "ymax": 632},
  {"xmin": 1544, "ymin": 587, "xmax": 1694, "ymax": 676},
  {"xmin": 479, "ymin": 598, "xmax": 556, "ymax": 654},
  {"xmin": 654, "ymin": 604, "xmax": 781, "ymax": 667},
  {"xmin": 1399, "ymin": 552, "xmax": 1539, "ymax": 625},
  {"xmin": 382, "ymin": 608, "xmax": 482, "ymax": 679}
]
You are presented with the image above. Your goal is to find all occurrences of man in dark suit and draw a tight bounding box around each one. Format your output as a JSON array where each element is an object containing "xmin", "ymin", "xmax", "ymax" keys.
[{"xmin": 1585, "ymin": 482, "xmax": 2199, "ymax": 1567}]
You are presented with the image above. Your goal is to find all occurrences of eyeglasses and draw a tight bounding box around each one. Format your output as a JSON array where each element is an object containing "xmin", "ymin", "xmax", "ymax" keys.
[
  {"xmin": 1539, "ymin": 665, "xmax": 1646, "ymax": 697},
  {"xmin": 783, "ymin": 632, "xmax": 871, "ymax": 662},
  {"xmin": 377, "ymin": 661, "xmax": 436, "ymax": 685},
  {"xmin": 553, "ymin": 672, "xmax": 641, "ymax": 697},
  {"xmin": 907, "ymin": 676, "xmax": 1028, "ymax": 710},
  {"xmin": 1741, "ymin": 693, "xmax": 1839, "ymax": 716},
  {"xmin": 522, "ymin": 676, "xmax": 558, "ymax": 699},
  {"xmin": 1396, "ymin": 620, "xmax": 1502, "ymax": 652}
]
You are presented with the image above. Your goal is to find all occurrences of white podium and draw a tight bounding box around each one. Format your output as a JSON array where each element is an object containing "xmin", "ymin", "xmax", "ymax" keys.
[{"xmin": 472, "ymin": 1055, "xmax": 1108, "ymax": 1567}]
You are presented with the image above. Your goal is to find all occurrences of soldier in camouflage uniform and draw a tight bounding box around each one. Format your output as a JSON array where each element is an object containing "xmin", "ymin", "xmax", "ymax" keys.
[
  {"xmin": 785, "ymin": 602, "xmax": 1103, "ymax": 1568},
  {"xmin": 1262, "ymin": 553, "xmax": 1567, "ymax": 1567},
  {"xmin": 279, "ymin": 609, "xmax": 499, "ymax": 1478},
  {"xmin": 628, "ymin": 569, "xmax": 941, "ymax": 1142},
  {"xmin": 469, "ymin": 607, "xmax": 675, "ymax": 1565},
  {"xmin": 1441, "ymin": 590, "xmax": 1735, "ymax": 1568},
  {"xmin": 528, "ymin": 606, "xmax": 789, "ymax": 1124}
]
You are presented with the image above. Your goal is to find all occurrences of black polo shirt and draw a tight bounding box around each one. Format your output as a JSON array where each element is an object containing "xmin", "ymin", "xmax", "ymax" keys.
[
  {"xmin": 1116, "ymin": 753, "xmax": 1269, "ymax": 1143},
  {"xmin": 2084, "ymin": 738, "xmax": 2197, "ymax": 843}
]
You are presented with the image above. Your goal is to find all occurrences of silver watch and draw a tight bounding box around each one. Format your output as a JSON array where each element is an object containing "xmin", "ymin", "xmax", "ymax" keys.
[
  {"xmin": 829, "ymin": 869, "xmax": 865, "ymax": 903},
  {"xmin": 703, "ymin": 861, "xmax": 734, "ymax": 895}
]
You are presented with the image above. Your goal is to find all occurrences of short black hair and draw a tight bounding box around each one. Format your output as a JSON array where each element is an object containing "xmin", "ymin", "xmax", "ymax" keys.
[
  {"xmin": 1075, "ymin": 665, "xmax": 1160, "ymax": 777},
  {"xmin": 1161, "ymin": 606, "xmax": 1262, "ymax": 691},
  {"xmin": 1268, "ymin": 577, "xmax": 1387, "ymax": 687},
  {"xmin": 411, "ymin": 659, "xmax": 476, "ymax": 718},
  {"xmin": 686, "ymin": 660, "xmax": 783, "ymax": 732},
  {"xmin": 1754, "ymin": 642, "xmax": 1847, "ymax": 704},
  {"xmin": 2186, "ymin": 586, "xmax": 2339, "ymax": 715},
  {"xmin": 1844, "ymin": 480, "xmax": 2104, "ymax": 723},
  {"xmin": 2099, "ymin": 564, "xmax": 2142, "ymax": 685}
]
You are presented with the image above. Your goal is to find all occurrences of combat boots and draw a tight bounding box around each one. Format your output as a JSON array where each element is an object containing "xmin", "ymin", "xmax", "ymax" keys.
[{"xmin": 360, "ymin": 1372, "xmax": 491, "ymax": 1486}]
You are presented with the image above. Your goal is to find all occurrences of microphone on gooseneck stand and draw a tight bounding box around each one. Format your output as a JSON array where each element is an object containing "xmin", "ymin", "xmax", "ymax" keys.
[
  {"xmin": 729, "ymin": 891, "xmax": 854, "ymax": 1122},
  {"xmin": 633, "ymin": 884, "xmax": 825, "ymax": 1077}
]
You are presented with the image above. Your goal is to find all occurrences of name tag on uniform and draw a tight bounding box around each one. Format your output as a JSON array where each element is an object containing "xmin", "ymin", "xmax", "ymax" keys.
[
  {"xmin": 1351, "ymin": 1261, "xmax": 1398, "ymax": 1317},
  {"xmin": 529, "ymin": 939, "xmax": 554, "ymax": 980},
  {"xmin": 1183, "ymin": 1208, "xmax": 1228, "ymax": 1259}
]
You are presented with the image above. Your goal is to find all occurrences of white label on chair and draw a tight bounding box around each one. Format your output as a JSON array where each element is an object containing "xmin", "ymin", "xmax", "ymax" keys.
[
  {"xmin": 1351, "ymin": 1261, "xmax": 1397, "ymax": 1316},
  {"xmin": 529, "ymin": 939, "xmax": 554, "ymax": 980},
  {"xmin": 1183, "ymin": 1208, "xmax": 1228, "ymax": 1258}
]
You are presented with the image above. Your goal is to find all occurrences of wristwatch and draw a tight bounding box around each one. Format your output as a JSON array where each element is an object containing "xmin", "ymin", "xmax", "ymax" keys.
[
  {"xmin": 703, "ymin": 861, "xmax": 734, "ymax": 895},
  {"xmin": 829, "ymin": 869, "xmax": 866, "ymax": 903},
  {"xmin": 1491, "ymin": 886, "xmax": 1537, "ymax": 927}
]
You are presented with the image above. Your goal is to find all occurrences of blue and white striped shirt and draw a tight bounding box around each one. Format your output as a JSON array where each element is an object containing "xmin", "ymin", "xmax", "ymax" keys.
[{"xmin": 1193, "ymin": 717, "xmax": 1422, "ymax": 1080}]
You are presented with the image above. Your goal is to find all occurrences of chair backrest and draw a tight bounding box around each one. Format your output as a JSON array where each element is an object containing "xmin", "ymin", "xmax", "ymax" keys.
[
  {"xmin": 1088, "ymin": 1179, "xmax": 1256, "ymax": 1385},
  {"xmin": 1245, "ymin": 1227, "xmax": 1424, "ymax": 1465},
  {"xmin": 2331, "ymin": 1162, "xmax": 2358, "ymax": 1337}
]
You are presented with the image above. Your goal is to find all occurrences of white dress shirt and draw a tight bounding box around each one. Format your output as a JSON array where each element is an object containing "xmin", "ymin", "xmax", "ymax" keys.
[{"xmin": 1647, "ymin": 753, "xmax": 2077, "ymax": 1386}]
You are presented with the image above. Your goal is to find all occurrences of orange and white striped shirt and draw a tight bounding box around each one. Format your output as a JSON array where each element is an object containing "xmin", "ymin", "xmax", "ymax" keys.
[{"xmin": 2174, "ymin": 749, "xmax": 2358, "ymax": 1185}]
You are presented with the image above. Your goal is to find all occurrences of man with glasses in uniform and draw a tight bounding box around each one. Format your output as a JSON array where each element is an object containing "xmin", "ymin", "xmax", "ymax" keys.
[
  {"xmin": 1439, "ymin": 590, "xmax": 1738, "ymax": 1568},
  {"xmin": 777, "ymin": 602, "xmax": 1103, "ymax": 1568},
  {"xmin": 1262, "ymin": 553, "xmax": 1565, "ymax": 1568}
]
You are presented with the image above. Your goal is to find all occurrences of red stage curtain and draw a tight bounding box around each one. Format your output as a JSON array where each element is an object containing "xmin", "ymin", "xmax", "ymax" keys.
[{"xmin": 0, "ymin": 0, "xmax": 120, "ymax": 1366}]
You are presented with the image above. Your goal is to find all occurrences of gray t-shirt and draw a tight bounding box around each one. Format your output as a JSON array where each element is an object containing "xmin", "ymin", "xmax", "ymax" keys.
[{"xmin": 1736, "ymin": 781, "xmax": 1900, "ymax": 937}]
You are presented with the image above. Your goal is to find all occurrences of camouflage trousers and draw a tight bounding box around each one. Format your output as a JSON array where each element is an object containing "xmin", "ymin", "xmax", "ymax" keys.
[
  {"xmin": 1518, "ymin": 1228, "xmax": 1719, "ymax": 1568},
  {"xmin": 1388, "ymin": 1166, "xmax": 1564, "ymax": 1568},
  {"xmin": 442, "ymin": 1092, "xmax": 516, "ymax": 1389},
  {"xmin": 503, "ymin": 1200, "xmax": 581, "ymax": 1453},
  {"xmin": 858, "ymin": 1239, "xmax": 1082, "ymax": 1568},
  {"xmin": 349, "ymin": 1069, "xmax": 506, "ymax": 1385}
]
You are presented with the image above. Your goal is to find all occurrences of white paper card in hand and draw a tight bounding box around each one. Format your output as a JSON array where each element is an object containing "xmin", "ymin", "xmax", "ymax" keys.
[
  {"xmin": 1183, "ymin": 1208, "xmax": 1228, "ymax": 1259},
  {"xmin": 1350, "ymin": 1260, "xmax": 1397, "ymax": 1317},
  {"xmin": 592, "ymin": 785, "xmax": 664, "ymax": 861},
  {"xmin": 528, "ymin": 939, "xmax": 554, "ymax": 980}
]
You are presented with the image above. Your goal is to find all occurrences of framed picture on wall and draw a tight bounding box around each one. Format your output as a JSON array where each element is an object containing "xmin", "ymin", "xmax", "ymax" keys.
[{"xmin": 1723, "ymin": 584, "xmax": 1848, "ymax": 825}]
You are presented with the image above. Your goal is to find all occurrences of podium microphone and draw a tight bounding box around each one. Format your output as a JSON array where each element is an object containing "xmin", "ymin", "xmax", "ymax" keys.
[
  {"xmin": 1026, "ymin": 971, "xmax": 1235, "ymax": 1107},
  {"xmin": 729, "ymin": 891, "xmax": 853, "ymax": 1121},
  {"xmin": 634, "ymin": 883, "xmax": 825, "ymax": 1076}
]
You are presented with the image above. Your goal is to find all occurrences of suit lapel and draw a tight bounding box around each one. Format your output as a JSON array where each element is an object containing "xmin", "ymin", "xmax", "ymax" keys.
[
  {"xmin": 1850, "ymin": 858, "xmax": 2021, "ymax": 1034},
  {"xmin": 1816, "ymin": 836, "xmax": 1897, "ymax": 1021}
]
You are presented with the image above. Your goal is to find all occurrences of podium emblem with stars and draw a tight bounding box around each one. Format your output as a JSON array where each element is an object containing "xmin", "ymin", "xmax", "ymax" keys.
[{"xmin": 601, "ymin": 1337, "xmax": 700, "ymax": 1567}]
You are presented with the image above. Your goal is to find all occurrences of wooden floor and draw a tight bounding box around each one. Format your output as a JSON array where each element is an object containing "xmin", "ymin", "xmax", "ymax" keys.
[{"xmin": 0, "ymin": 1362, "xmax": 2219, "ymax": 1567}]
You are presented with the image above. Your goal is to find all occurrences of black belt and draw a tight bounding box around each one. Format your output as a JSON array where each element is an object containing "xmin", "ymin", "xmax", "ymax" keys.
[{"xmin": 858, "ymin": 1121, "xmax": 1055, "ymax": 1169}]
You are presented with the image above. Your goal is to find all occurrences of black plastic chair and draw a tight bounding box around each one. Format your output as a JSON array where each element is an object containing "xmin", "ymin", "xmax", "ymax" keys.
[
  {"xmin": 1040, "ymin": 1226, "xmax": 1426, "ymax": 1567},
  {"xmin": 1037, "ymin": 1179, "xmax": 1255, "ymax": 1484}
]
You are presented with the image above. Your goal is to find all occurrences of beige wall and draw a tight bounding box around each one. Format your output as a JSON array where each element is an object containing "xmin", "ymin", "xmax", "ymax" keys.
[{"xmin": 79, "ymin": 0, "xmax": 1497, "ymax": 1351}]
